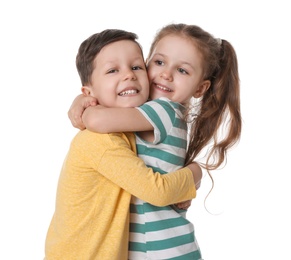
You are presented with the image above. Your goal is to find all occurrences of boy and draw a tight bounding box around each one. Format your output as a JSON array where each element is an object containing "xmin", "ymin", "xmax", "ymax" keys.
[{"xmin": 45, "ymin": 29, "xmax": 201, "ymax": 260}]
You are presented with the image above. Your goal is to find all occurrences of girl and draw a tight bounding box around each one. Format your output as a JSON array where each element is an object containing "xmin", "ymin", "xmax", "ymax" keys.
[{"xmin": 69, "ymin": 23, "xmax": 241, "ymax": 259}]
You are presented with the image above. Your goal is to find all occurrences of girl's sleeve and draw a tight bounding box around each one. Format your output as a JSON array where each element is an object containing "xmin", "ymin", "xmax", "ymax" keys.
[{"xmin": 136, "ymin": 98, "xmax": 186, "ymax": 144}]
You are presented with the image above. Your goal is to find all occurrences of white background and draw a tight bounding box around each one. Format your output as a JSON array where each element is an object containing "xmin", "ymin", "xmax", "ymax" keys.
[{"xmin": 0, "ymin": 0, "xmax": 290, "ymax": 259}]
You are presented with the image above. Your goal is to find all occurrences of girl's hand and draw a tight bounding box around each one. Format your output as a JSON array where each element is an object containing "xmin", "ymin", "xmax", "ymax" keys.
[{"xmin": 68, "ymin": 94, "xmax": 98, "ymax": 130}]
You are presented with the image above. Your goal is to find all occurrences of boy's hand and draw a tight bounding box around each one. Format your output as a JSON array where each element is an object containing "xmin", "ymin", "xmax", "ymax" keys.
[
  {"xmin": 175, "ymin": 162, "xmax": 201, "ymax": 210},
  {"xmin": 175, "ymin": 200, "xmax": 192, "ymax": 210},
  {"xmin": 186, "ymin": 162, "xmax": 202, "ymax": 190},
  {"xmin": 68, "ymin": 94, "xmax": 98, "ymax": 130}
]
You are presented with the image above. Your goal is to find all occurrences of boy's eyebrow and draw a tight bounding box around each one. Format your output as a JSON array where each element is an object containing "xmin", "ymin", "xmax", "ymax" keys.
[
  {"xmin": 130, "ymin": 56, "xmax": 146, "ymax": 65},
  {"xmin": 131, "ymin": 53, "xmax": 145, "ymax": 59},
  {"xmin": 101, "ymin": 58, "xmax": 145, "ymax": 69}
]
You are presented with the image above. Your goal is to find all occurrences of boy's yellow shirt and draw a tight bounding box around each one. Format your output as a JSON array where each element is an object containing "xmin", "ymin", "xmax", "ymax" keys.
[{"xmin": 45, "ymin": 130, "xmax": 196, "ymax": 260}]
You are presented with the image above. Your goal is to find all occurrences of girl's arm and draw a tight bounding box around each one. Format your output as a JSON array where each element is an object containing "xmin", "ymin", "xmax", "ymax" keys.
[
  {"xmin": 82, "ymin": 105, "xmax": 153, "ymax": 133},
  {"xmin": 68, "ymin": 94, "xmax": 98, "ymax": 130}
]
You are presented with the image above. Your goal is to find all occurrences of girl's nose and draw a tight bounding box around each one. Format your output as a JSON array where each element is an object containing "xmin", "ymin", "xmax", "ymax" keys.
[{"xmin": 160, "ymin": 70, "xmax": 173, "ymax": 81}]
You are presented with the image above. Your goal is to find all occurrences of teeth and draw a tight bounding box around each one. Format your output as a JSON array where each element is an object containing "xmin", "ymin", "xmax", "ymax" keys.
[
  {"xmin": 119, "ymin": 89, "xmax": 138, "ymax": 96},
  {"xmin": 156, "ymin": 84, "xmax": 172, "ymax": 92}
]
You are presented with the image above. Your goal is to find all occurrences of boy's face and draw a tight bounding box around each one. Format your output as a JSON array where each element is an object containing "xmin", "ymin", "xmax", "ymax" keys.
[
  {"xmin": 147, "ymin": 35, "xmax": 210, "ymax": 104},
  {"xmin": 83, "ymin": 40, "xmax": 149, "ymax": 108}
]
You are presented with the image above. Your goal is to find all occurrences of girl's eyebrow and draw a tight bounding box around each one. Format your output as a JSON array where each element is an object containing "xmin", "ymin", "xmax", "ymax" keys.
[
  {"xmin": 152, "ymin": 52, "xmax": 193, "ymax": 66},
  {"xmin": 152, "ymin": 52, "xmax": 165, "ymax": 58}
]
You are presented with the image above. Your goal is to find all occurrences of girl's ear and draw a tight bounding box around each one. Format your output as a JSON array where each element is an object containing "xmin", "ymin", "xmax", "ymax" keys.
[
  {"xmin": 193, "ymin": 80, "xmax": 211, "ymax": 98},
  {"xmin": 81, "ymin": 86, "xmax": 91, "ymax": 96}
]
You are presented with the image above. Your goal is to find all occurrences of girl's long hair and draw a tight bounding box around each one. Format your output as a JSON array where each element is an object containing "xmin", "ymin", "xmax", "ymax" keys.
[{"xmin": 148, "ymin": 23, "xmax": 241, "ymax": 176}]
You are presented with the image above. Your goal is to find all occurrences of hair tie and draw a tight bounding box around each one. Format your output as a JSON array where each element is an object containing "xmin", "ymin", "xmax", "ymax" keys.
[{"xmin": 216, "ymin": 38, "xmax": 222, "ymax": 45}]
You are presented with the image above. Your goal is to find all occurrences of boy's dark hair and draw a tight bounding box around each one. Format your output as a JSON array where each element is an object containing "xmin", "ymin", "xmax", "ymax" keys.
[{"xmin": 76, "ymin": 29, "xmax": 141, "ymax": 85}]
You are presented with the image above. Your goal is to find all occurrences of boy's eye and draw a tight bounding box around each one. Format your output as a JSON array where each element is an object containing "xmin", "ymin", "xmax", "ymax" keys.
[
  {"xmin": 108, "ymin": 69, "xmax": 118, "ymax": 74},
  {"xmin": 178, "ymin": 68, "xmax": 188, "ymax": 75},
  {"xmin": 132, "ymin": 66, "xmax": 142, "ymax": 70}
]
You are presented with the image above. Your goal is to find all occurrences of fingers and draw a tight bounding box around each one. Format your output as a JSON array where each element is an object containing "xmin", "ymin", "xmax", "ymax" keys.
[
  {"xmin": 84, "ymin": 96, "xmax": 98, "ymax": 108},
  {"xmin": 195, "ymin": 180, "xmax": 201, "ymax": 190},
  {"xmin": 68, "ymin": 105, "xmax": 85, "ymax": 130},
  {"xmin": 68, "ymin": 95, "xmax": 98, "ymax": 130},
  {"xmin": 71, "ymin": 114, "xmax": 86, "ymax": 130},
  {"xmin": 175, "ymin": 200, "xmax": 192, "ymax": 210},
  {"xmin": 187, "ymin": 162, "xmax": 202, "ymax": 190}
]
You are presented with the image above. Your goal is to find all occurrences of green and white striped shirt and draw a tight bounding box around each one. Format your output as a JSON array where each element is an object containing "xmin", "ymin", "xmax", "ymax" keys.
[{"xmin": 128, "ymin": 98, "xmax": 202, "ymax": 260}]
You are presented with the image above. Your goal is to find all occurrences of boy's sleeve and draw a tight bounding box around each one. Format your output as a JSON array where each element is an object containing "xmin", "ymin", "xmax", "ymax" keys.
[{"xmin": 97, "ymin": 133, "xmax": 196, "ymax": 206}]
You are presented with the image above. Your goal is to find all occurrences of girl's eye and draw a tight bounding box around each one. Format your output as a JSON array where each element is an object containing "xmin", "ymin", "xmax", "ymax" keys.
[
  {"xmin": 178, "ymin": 68, "xmax": 188, "ymax": 75},
  {"xmin": 155, "ymin": 60, "xmax": 164, "ymax": 66}
]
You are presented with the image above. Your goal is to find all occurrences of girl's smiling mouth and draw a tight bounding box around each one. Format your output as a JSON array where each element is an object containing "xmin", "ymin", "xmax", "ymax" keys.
[{"xmin": 155, "ymin": 83, "xmax": 173, "ymax": 92}]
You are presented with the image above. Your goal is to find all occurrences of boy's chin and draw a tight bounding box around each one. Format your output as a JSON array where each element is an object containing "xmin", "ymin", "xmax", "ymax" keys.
[{"xmin": 119, "ymin": 99, "xmax": 146, "ymax": 108}]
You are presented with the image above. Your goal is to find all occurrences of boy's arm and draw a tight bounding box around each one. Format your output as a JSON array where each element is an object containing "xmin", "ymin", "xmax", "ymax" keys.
[
  {"xmin": 73, "ymin": 130, "xmax": 202, "ymax": 206},
  {"xmin": 187, "ymin": 162, "xmax": 202, "ymax": 190},
  {"xmin": 173, "ymin": 163, "xmax": 201, "ymax": 210},
  {"xmin": 95, "ymin": 133, "xmax": 200, "ymax": 206},
  {"xmin": 83, "ymin": 105, "xmax": 153, "ymax": 133}
]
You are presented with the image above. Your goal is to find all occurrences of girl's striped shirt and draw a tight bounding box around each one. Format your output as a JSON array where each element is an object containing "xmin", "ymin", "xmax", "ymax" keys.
[{"xmin": 128, "ymin": 97, "xmax": 202, "ymax": 260}]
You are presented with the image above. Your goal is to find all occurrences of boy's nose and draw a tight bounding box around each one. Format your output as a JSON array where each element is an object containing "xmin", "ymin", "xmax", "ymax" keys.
[{"xmin": 124, "ymin": 69, "xmax": 136, "ymax": 80}]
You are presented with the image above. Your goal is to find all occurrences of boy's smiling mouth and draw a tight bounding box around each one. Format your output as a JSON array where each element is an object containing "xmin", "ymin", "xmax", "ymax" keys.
[{"xmin": 119, "ymin": 89, "xmax": 139, "ymax": 96}]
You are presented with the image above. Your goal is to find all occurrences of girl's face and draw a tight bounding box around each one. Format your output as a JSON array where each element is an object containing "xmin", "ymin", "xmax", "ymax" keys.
[{"xmin": 147, "ymin": 35, "xmax": 210, "ymax": 105}]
